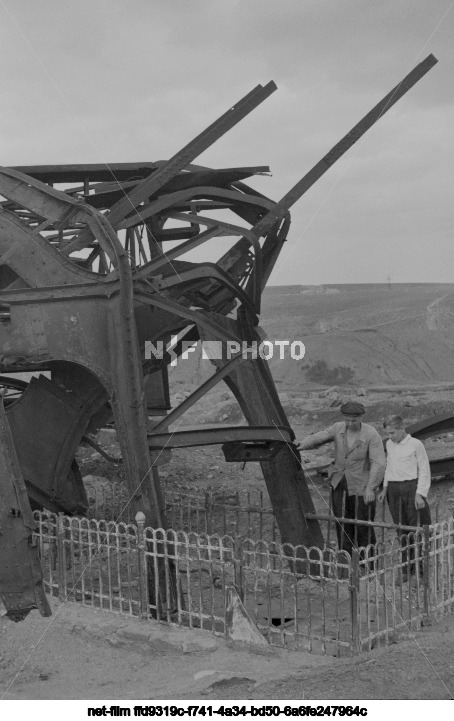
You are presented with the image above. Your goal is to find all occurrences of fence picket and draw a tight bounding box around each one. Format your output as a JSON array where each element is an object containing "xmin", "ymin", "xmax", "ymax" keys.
[{"xmin": 34, "ymin": 485, "xmax": 454, "ymax": 657}]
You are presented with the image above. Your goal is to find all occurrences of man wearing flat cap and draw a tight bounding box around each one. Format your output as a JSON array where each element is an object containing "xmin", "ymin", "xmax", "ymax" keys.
[{"xmin": 298, "ymin": 402, "xmax": 385, "ymax": 556}]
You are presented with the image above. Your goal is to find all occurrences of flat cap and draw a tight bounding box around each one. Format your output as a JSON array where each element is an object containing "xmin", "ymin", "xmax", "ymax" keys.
[{"xmin": 340, "ymin": 401, "xmax": 365, "ymax": 416}]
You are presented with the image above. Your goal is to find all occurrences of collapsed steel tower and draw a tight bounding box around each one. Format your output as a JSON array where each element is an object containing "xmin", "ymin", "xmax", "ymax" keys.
[{"xmin": 0, "ymin": 56, "xmax": 437, "ymax": 620}]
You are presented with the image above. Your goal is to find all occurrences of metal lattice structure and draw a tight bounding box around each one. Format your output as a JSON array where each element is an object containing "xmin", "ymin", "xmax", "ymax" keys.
[{"xmin": 0, "ymin": 56, "xmax": 437, "ymax": 620}]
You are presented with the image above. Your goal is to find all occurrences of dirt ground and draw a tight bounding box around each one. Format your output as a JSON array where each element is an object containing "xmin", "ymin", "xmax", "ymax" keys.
[
  {"xmin": 4, "ymin": 386, "xmax": 454, "ymax": 702},
  {"xmin": 1, "ymin": 596, "xmax": 454, "ymax": 701}
]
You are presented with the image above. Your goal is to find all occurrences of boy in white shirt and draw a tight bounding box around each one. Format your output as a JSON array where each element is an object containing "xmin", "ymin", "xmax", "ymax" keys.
[{"xmin": 378, "ymin": 414, "xmax": 431, "ymax": 578}]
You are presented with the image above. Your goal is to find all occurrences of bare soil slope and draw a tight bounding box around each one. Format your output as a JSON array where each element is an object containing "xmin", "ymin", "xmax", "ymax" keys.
[
  {"xmin": 170, "ymin": 283, "xmax": 454, "ymax": 390},
  {"xmin": 262, "ymin": 283, "xmax": 454, "ymax": 386}
]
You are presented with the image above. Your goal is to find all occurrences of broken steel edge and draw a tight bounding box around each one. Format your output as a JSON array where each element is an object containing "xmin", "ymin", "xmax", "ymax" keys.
[
  {"xmin": 75, "ymin": 169, "xmax": 271, "ymax": 209},
  {"xmin": 163, "ymin": 210, "xmax": 263, "ymax": 310},
  {"xmin": 225, "ymin": 53, "xmax": 439, "ymax": 292},
  {"xmin": 152, "ymin": 264, "xmax": 257, "ymax": 316},
  {"xmin": 120, "ymin": 186, "xmax": 275, "ymax": 230},
  {"xmin": 250, "ymin": 54, "xmax": 438, "ymax": 240},
  {"xmin": 64, "ymin": 81, "xmax": 277, "ymax": 253},
  {"xmin": 105, "ymin": 83, "xmax": 277, "ymax": 228}
]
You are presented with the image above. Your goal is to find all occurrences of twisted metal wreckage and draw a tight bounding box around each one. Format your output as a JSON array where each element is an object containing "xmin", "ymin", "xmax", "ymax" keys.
[{"xmin": 0, "ymin": 55, "xmax": 439, "ymax": 621}]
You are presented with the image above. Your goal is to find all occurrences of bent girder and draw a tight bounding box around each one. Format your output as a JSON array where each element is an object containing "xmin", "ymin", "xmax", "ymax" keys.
[{"xmin": 0, "ymin": 57, "xmax": 438, "ymax": 618}]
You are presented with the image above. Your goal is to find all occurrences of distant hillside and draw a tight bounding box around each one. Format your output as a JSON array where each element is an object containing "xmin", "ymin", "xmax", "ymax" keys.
[
  {"xmin": 170, "ymin": 284, "xmax": 454, "ymax": 390},
  {"xmin": 261, "ymin": 283, "xmax": 454, "ymax": 386}
]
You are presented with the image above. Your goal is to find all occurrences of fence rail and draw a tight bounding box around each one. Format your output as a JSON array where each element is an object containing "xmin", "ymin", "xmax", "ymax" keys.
[
  {"xmin": 33, "ymin": 510, "xmax": 351, "ymax": 655},
  {"xmin": 85, "ymin": 479, "xmax": 280, "ymax": 542},
  {"xmin": 33, "ymin": 509, "xmax": 454, "ymax": 656},
  {"xmin": 85, "ymin": 478, "xmax": 442, "ymax": 549}
]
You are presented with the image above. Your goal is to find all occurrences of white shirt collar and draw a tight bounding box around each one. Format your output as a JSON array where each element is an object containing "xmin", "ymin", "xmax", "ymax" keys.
[{"xmin": 389, "ymin": 433, "xmax": 410, "ymax": 445}]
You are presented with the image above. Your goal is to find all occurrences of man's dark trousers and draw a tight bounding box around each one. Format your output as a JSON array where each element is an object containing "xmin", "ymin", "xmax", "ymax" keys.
[
  {"xmin": 387, "ymin": 479, "xmax": 431, "ymax": 572},
  {"xmin": 331, "ymin": 476, "xmax": 376, "ymax": 558}
]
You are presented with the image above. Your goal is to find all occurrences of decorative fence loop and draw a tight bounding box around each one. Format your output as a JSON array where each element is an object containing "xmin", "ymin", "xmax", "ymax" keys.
[{"xmin": 43, "ymin": 482, "xmax": 454, "ymax": 656}]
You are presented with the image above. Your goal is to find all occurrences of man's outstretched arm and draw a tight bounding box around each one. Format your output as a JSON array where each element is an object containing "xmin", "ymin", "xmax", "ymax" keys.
[{"xmin": 298, "ymin": 426, "xmax": 335, "ymax": 451}]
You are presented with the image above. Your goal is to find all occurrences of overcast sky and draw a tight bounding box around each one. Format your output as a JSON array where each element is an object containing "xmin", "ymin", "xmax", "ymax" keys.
[{"xmin": 0, "ymin": 0, "xmax": 453, "ymax": 285}]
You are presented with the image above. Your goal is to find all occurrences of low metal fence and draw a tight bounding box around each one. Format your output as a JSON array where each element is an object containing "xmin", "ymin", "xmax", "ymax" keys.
[
  {"xmin": 85, "ymin": 478, "xmax": 442, "ymax": 550},
  {"xmin": 357, "ymin": 521, "xmax": 454, "ymax": 651},
  {"xmin": 33, "ymin": 510, "xmax": 351, "ymax": 655},
  {"xmin": 85, "ymin": 479, "xmax": 132, "ymax": 524},
  {"xmin": 33, "ymin": 510, "xmax": 454, "ymax": 656},
  {"xmin": 305, "ymin": 488, "xmax": 442, "ymax": 551},
  {"xmin": 85, "ymin": 480, "xmax": 280, "ymax": 542},
  {"xmin": 34, "ymin": 512, "xmax": 141, "ymax": 616}
]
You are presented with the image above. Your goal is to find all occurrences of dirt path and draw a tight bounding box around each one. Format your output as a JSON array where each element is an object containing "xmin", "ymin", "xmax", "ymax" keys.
[
  {"xmin": 191, "ymin": 619, "xmax": 454, "ymax": 701},
  {"xmin": 0, "ymin": 599, "xmax": 332, "ymax": 700},
  {"xmin": 1, "ymin": 598, "xmax": 454, "ymax": 701}
]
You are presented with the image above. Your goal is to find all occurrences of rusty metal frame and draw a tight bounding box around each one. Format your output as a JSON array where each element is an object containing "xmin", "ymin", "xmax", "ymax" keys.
[{"xmin": 0, "ymin": 57, "xmax": 438, "ymax": 618}]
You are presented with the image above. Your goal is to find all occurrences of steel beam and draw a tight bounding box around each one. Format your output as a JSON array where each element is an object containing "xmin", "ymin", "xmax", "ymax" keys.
[
  {"xmin": 64, "ymin": 82, "xmax": 277, "ymax": 254},
  {"xmin": 105, "ymin": 83, "xmax": 276, "ymax": 228},
  {"xmin": 0, "ymin": 401, "xmax": 51, "ymax": 621},
  {"xmin": 148, "ymin": 424, "xmax": 293, "ymax": 449},
  {"xmin": 250, "ymin": 55, "xmax": 438, "ymax": 241}
]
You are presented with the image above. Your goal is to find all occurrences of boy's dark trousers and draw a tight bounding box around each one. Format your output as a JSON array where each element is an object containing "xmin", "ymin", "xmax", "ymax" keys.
[
  {"xmin": 331, "ymin": 476, "xmax": 376, "ymax": 560},
  {"xmin": 387, "ymin": 479, "xmax": 431, "ymax": 574}
]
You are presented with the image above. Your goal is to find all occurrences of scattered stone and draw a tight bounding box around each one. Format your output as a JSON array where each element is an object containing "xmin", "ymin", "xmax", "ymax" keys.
[
  {"xmin": 83, "ymin": 474, "xmax": 111, "ymax": 483},
  {"xmin": 116, "ymin": 626, "xmax": 153, "ymax": 645},
  {"xmin": 225, "ymin": 586, "xmax": 269, "ymax": 647},
  {"xmin": 208, "ymin": 677, "xmax": 254, "ymax": 691},
  {"xmin": 183, "ymin": 636, "xmax": 218, "ymax": 653},
  {"xmin": 194, "ymin": 670, "xmax": 217, "ymax": 681},
  {"xmin": 357, "ymin": 387, "xmax": 367, "ymax": 396},
  {"xmin": 403, "ymin": 396, "xmax": 416, "ymax": 407}
]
